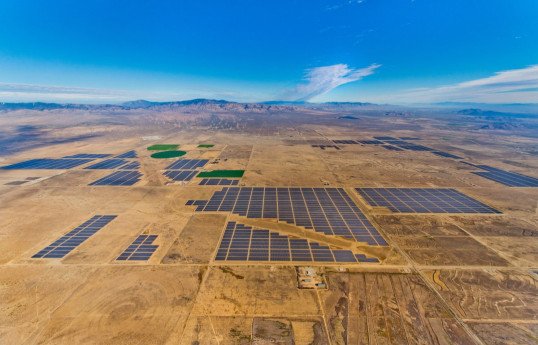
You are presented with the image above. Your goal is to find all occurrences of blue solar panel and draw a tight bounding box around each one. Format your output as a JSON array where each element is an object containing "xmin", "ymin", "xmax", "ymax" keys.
[
  {"xmin": 63, "ymin": 154, "xmax": 111, "ymax": 159},
  {"xmin": 32, "ymin": 215, "xmax": 117, "ymax": 259},
  {"xmin": 84, "ymin": 159, "xmax": 130, "ymax": 169},
  {"xmin": 472, "ymin": 171, "xmax": 538, "ymax": 187},
  {"xmin": 187, "ymin": 187, "xmax": 387, "ymax": 246},
  {"xmin": 374, "ymin": 136, "xmax": 397, "ymax": 140},
  {"xmin": 118, "ymin": 161, "xmax": 140, "ymax": 170},
  {"xmin": 199, "ymin": 178, "xmax": 239, "ymax": 186},
  {"xmin": 89, "ymin": 171, "xmax": 142, "ymax": 186},
  {"xmin": 215, "ymin": 222, "xmax": 378, "ymax": 263},
  {"xmin": 115, "ymin": 151, "xmax": 138, "ymax": 158},
  {"xmin": 355, "ymin": 188, "xmax": 501, "ymax": 214},
  {"xmin": 166, "ymin": 159, "xmax": 209, "ymax": 170},
  {"xmin": 1, "ymin": 158, "xmax": 95, "ymax": 170},
  {"xmin": 432, "ymin": 151, "xmax": 462, "ymax": 159},
  {"xmin": 358, "ymin": 140, "xmax": 384, "ymax": 145},
  {"xmin": 117, "ymin": 235, "xmax": 158, "ymax": 261},
  {"xmin": 399, "ymin": 137, "xmax": 421, "ymax": 140},
  {"xmin": 163, "ymin": 170, "xmax": 198, "ymax": 181},
  {"xmin": 382, "ymin": 145, "xmax": 403, "ymax": 151}
]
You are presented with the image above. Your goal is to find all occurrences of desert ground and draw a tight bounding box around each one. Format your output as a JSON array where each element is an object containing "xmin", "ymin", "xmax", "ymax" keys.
[{"xmin": 0, "ymin": 101, "xmax": 536, "ymax": 344}]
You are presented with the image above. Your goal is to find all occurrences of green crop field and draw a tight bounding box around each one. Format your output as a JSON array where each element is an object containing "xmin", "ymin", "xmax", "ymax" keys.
[
  {"xmin": 197, "ymin": 144, "xmax": 214, "ymax": 148},
  {"xmin": 150, "ymin": 151, "xmax": 186, "ymax": 159},
  {"xmin": 147, "ymin": 144, "xmax": 179, "ymax": 151},
  {"xmin": 197, "ymin": 170, "xmax": 244, "ymax": 178}
]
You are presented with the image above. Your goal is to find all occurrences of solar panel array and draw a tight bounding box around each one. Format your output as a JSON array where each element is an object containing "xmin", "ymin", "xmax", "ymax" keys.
[
  {"xmin": 115, "ymin": 151, "xmax": 138, "ymax": 158},
  {"xmin": 356, "ymin": 188, "xmax": 501, "ymax": 214},
  {"xmin": 187, "ymin": 187, "xmax": 387, "ymax": 245},
  {"xmin": 118, "ymin": 161, "xmax": 140, "ymax": 170},
  {"xmin": 163, "ymin": 170, "xmax": 198, "ymax": 181},
  {"xmin": 382, "ymin": 145, "xmax": 403, "ymax": 151},
  {"xmin": 357, "ymin": 140, "xmax": 384, "ymax": 145},
  {"xmin": 89, "ymin": 171, "xmax": 142, "ymax": 186},
  {"xmin": 469, "ymin": 165, "xmax": 538, "ymax": 187},
  {"xmin": 432, "ymin": 151, "xmax": 463, "ymax": 159},
  {"xmin": 374, "ymin": 136, "xmax": 398, "ymax": 140},
  {"xmin": 332, "ymin": 140, "xmax": 359, "ymax": 144},
  {"xmin": 199, "ymin": 178, "xmax": 239, "ymax": 186},
  {"xmin": 311, "ymin": 145, "xmax": 341, "ymax": 150},
  {"xmin": 216, "ymin": 222, "xmax": 379, "ymax": 263},
  {"xmin": 166, "ymin": 159, "xmax": 209, "ymax": 170},
  {"xmin": 63, "ymin": 154, "xmax": 111, "ymax": 159},
  {"xmin": 32, "ymin": 215, "xmax": 116, "ymax": 258},
  {"xmin": 117, "ymin": 235, "xmax": 158, "ymax": 261},
  {"xmin": 399, "ymin": 137, "xmax": 421, "ymax": 140},
  {"xmin": 1, "ymin": 158, "xmax": 94, "ymax": 170},
  {"xmin": 84, "ymin": 159, "xmax": 130, "ymax": 169}
]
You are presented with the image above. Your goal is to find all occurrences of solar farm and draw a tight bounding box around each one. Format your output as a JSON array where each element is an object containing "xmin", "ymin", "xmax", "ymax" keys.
[{"xmin": 1, "ymin": 105, "xmax": 537, "ymax": 344}]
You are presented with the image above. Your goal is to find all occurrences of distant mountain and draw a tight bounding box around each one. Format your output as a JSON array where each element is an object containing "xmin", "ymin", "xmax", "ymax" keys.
[
  {"xmin": 457, "ymin": 108, "xmax": 536, "ymax": 118},
  {"xmin": 0, "ymin": 99, "xmax": 295, "ymax": 113}
]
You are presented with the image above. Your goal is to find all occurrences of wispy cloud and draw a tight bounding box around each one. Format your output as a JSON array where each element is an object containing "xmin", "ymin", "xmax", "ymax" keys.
[
  {"xmin": 0, "ymin": 83, "xmax": 254, "ymax": 104},
  {"xmin": 282, "ymin": 63, "xmax": 380, "ymax": 102},
  {"xmin": 393, "ymin": 65, "xmax": 538, "ymax": 104}
]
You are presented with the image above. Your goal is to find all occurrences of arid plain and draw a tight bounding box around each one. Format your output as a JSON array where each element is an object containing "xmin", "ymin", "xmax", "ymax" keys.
[{"xmin": 0, "ymin": 101, "xmax": 537, "ymax": 344}]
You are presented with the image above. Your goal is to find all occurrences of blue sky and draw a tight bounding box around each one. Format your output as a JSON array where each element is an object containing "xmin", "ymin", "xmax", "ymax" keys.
[{"xmin": 1, "ymin": 0, "xmax": 537, "ymax": 103}]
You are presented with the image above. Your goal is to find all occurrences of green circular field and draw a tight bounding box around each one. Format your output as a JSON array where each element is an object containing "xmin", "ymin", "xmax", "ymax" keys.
[{"xmin": 150, "ymin": 150, "xmax": 186, "ymax": 159}]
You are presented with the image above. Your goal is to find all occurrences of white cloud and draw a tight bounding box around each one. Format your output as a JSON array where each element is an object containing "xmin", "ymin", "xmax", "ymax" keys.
[
  {"xmin": 0, "ymin": 83, "xmax": 257, "ymax": 103},
  {"xmin": 282, "ymin": 63, "xmax": 380, "ymax": 101},
  {"xmin": 393, "ymin": 65, "xmax": 538, "ymax": 104}
]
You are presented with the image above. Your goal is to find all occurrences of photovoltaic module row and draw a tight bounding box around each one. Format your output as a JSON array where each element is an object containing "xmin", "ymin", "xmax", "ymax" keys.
[
  {"xmin": 357, "ymin": 140, "xmax": 384, "ymax": 145},
  {"xmin": 311, "ymin": 145, "xmax": 341, "ymax": 150},
  {"xmin": 63, "ymin": 154, "xmax": 111, "ymax": 159},
  {"xmin": 84, "ymin": 159, "xmax": 130, "ymax": 169},
  {"xmin": 469, "ymin": 165, "xmax": 538, "ymax": 187},
  {"xmin": 187, "ymin": 187, "xmax": 387, "ymax": 246},
  {"xmin": 216, "ymin": 222, "xmax": 379, "ymax": 263},
  {"xmin": 115, "ymin": 150, "xmax": 138, "ymax": 158},
  {"xmin": 356, "ymin": 188, "xmax": 501, "ymax": 214},
  {"xmin": 382, "ymin": 145, "xmax": 403, "ymax": 151},
  {"xmin": 374, "ymin": 136, "xmax": 398, "ymax": 140},
  {"xmin": 432, "ymin": 151, "xmax": 463, "ymax": 159},
  {"xmin": 399, "ymin": 137, "xmax": 421, "ymax": 140},
  {"xmin": 117, "ymin": 235, "xmax": 158, "ymax": 261},
  {"xmin": 89, "ymin": 171, "xmax": 142, "ymax": 186},
  {"xmin": 199, "ymin": 178, "xmax": 239, "ymax": 186},
  {"xmin": 166, "ymin": 159, "xmax": 209, "ymax": 170},
  {"xmin": 118, "ymin": 161, "xmax": 140, "ymax": 170},
  {"xmin": 1, "ymin": 158, "xmax": 94, "ymax": 170},
  {"xmin": 332, "ymin": 140, "xmax": 359, "ymax": 144},
  {"xmin": 32, "ymin": 215, "xmax": 117, "ymax": 258},
  {"xmin": 163, "ymin": 170, "xmax": 198, "ymax": 181}
]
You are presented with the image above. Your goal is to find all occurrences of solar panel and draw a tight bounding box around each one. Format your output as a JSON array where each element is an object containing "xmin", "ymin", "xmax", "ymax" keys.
[
  {"xmin": 332, "ymin": 140, "xmax": 359, "ymax": 144},
  {"xmin": 399, "ymin": 137, "xmax": 421, "ymax": 140},
  {"xmin": 472, "ymin": 169, "xmax": 538, "ymax": 187},
  {"xmin": 199, "ymin": 178, "xmax": 239, "ymax": 186},
  {"xmin": 63, "ymin": 154, "xmax": 112, "ymax": 159},
  {"xmin": 89, "ymin": 171, "xmax": 142, "ymax": 186},
  {"xmin": 187, "ymin": 187, "xmax": 387, "ymax": 246},
  {"xmin": 117, "ymin": 235, "xmax": 158, "ymax": 261},
  {"xmin": 373, "ymin": 136, "xmax": 397, "ymax": 140},
  {"xmin": 118, "ymin": 161, "xmax": 140, "ymax": 170},
  {"xmin": 1, "ymin": 158, "xmax": 95, "ymax": 170},
  {"xmin": 382, "ymin": 145, "xmax": 403, "ymax": 151},
  {"xmin": 32, "ymin": 215, "xmax": 117, "ymax": 258},
  {"xmin": 165, "ymin": 159, "xmax": 209, "ymax": 170},
  {"xmin": 84, "ymin": 159, "xmax": 130, "ymax": 169},
  {"xmin": 311, "ymin": 145, "xmax": 341, "ymax": 150},
  {"xmin": 115, "ymin": 151, "xmax": 138, "ymax": 158},
  {"xmin": 357, "ymin": 140, "xmax": 384, "ymax": 145},
  {"xmin": 163, "ymin": 170, "xmax": 198, "ymax": 181},
  {"xmin": 356, "ymin": 188, "xmax": 501, "ymax": 214},
  {"xmin": 215, "ymin": 222, "xmax": 378, "ymax": 263},
  {"xmin": 432, "ymin": 151, "xmax": 463, "ymax": 159}
]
